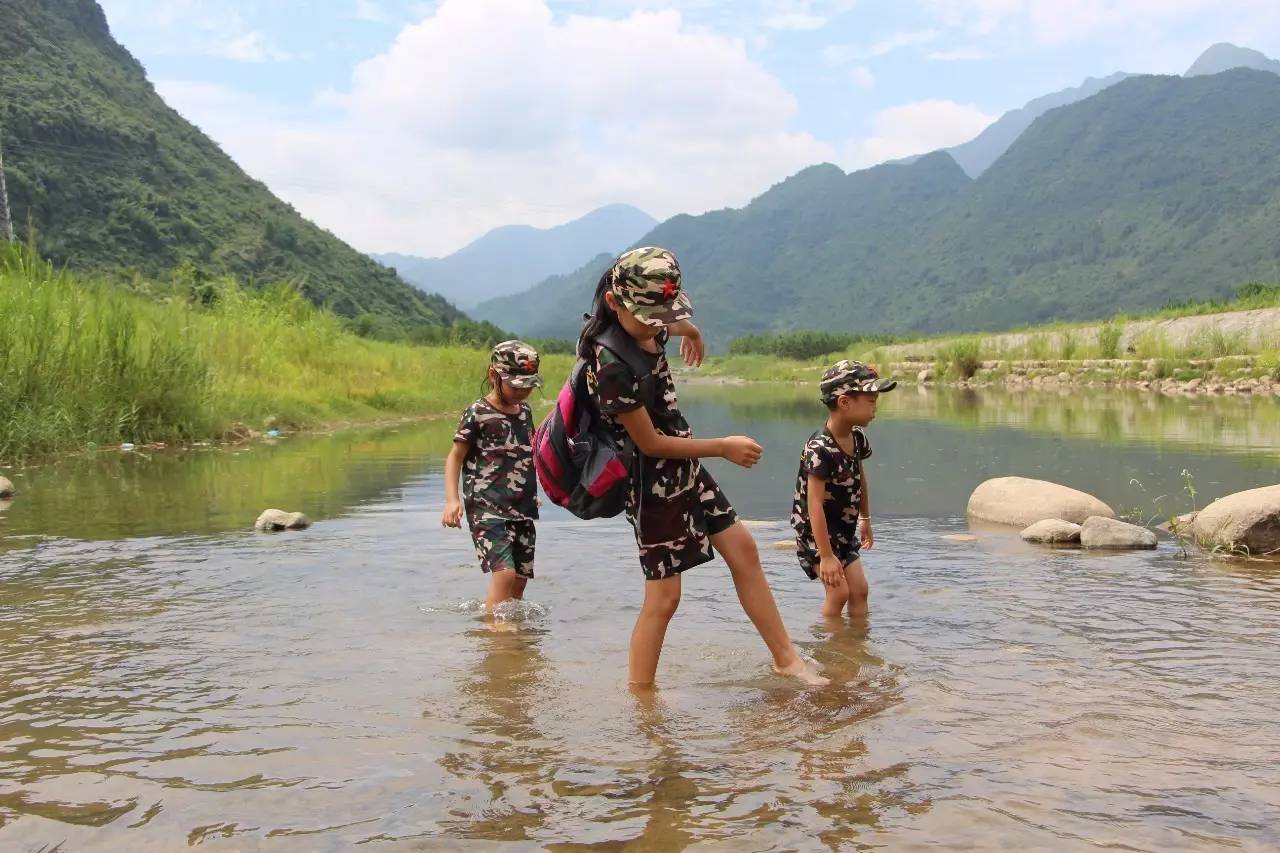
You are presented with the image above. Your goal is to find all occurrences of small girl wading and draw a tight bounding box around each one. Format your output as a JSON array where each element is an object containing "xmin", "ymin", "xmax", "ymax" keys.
[
  {"xmin": 442, "ymin": 341, "xmax": 543, "ymax": 620},
  {"xmin": 580, "ymin": 247, "xmax": 826, "ymax": 687}
]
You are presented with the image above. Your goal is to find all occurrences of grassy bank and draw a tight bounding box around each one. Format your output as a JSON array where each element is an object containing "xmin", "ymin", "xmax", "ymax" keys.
[
  {"xmin": 704, "ymin": 284, "xmax": 1280, "ymax": 385},
  {"xmin": 0, "ymin": 247, "xmax": 571, "ymax": 461}
]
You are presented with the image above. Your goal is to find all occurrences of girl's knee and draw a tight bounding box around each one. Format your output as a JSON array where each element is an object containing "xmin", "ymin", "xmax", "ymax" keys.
[{"xmin": 644, "ymin": 580, "xmax": 682, "ymax": 620}]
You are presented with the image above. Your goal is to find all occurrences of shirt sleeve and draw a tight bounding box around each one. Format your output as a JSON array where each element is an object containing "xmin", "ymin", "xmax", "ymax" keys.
[
  {"xmin": 801, "ymin": 438, "xmax": 833, "ymax": 480},
  {"xmin": 453, "ymin": 405, "xmax": 478, "ymax": 445},
  {"xmin": 853, "ymin": 428, "xmax": 873, "ymax": 460},
  {"xmin": 593, "ymin": 347, "xmax": 644, "ymax": 416}
]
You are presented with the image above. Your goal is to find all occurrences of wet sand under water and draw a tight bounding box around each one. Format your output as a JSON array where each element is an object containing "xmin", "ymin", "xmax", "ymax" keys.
[{"xmin": 1, "ymin": 386, "xmax": 1279, "ymax": 849}]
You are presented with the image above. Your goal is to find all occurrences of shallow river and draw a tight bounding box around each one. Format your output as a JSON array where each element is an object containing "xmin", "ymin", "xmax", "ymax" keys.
[{"xmin": 1, "ymin": 385, "xmax": 1278, "ymax": 850}]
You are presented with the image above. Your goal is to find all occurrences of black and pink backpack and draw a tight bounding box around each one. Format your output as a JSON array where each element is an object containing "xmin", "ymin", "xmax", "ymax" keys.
[{"xmin": 533, "ymin": 326, "xmax": 654, "ymax": 520}]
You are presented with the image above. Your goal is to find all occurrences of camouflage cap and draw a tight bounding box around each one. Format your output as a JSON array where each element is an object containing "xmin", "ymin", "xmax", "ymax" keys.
[
  {"xmin": 490, "ymin": 340, "xmax": 543, "ymax": 389},
  {"xmin": 609, "ymin": 246, "xmax": 693, "ymax": 328},
  {"xmin": 820, "ymin": 359, "xmax": 896, "ymax": 403}
]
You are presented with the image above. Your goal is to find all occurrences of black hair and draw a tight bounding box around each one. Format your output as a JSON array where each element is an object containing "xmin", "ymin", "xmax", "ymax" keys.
[
  {"xmin": 479, "ymin": 364, "xmax": 511, "ymax": 406},
  {"xmin": 576, "ymin": 269, "xmax": 618, "ymax": 359}
]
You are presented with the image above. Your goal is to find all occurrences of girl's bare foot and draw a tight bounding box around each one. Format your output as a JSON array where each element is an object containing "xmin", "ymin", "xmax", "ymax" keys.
[{"xmin": 773, "ymin": 652, "xmax": 829, "ymax": 686}]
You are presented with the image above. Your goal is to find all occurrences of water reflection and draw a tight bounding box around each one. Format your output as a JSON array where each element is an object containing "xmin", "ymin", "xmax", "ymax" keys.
[
  {"xmin": 682, "ymin": 383, "xmax": 1280, "ymax": 521},
  {"xmin": 437, "ymin": 628, "xmax": 560, "ymax": 842},
  {"xmin": 0, "ymin": 419, "xmax": 459, "ymax": 545}
]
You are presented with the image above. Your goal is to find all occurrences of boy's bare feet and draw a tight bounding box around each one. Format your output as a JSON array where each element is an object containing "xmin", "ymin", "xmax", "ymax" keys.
[{"xmin": 773, "ymin": 652, "xmax": 830, "ymax": 686}]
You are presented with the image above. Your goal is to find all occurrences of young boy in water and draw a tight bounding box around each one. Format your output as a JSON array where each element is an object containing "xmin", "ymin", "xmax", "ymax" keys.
[{"xmin": 791, "ymin": 360, "xmax": 896, "ymax": 618}]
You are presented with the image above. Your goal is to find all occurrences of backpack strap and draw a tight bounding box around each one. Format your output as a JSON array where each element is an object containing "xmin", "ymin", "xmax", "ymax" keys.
[{"xmin": 595, "ymin": 325, "xmax": 657, "ymax": 411}]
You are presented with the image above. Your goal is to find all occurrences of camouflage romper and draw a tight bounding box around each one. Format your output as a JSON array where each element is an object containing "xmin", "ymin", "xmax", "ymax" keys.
[
  {"xmin": 454, "ymin": 399, "xmax": 539, "ymax": 578},
  {"xmin": 588, "ymin": 329, "xmax": 737, "ymax": 580},
  {"xmin": 791, "ymin": 427, "xmax": 872, "ymax": 581}
]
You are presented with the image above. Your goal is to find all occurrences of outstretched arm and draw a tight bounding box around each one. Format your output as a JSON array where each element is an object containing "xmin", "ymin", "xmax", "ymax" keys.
[{"xmin": 614, "ymin": 406, "xmax": 761, "ymax": 467}]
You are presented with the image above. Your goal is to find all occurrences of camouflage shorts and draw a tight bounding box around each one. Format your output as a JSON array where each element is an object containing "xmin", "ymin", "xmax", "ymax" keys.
[
  {"xmin": 628, "ymin": 466, "xmax": 737, "ymax": 581},
  {"xmin": 467, "ymin": 512, "xmax": 536, "ymax": 579},
  {"xmin": 797, "ymin": 524, "xmax": 860, "ymax": 581}
]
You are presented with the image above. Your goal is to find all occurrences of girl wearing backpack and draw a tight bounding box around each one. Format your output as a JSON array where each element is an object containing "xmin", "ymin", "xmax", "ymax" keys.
[
  {"xmin": 579, "ymin": 247, "xmax": 827, "ymax": 688},
  {"xmin": 442, "ymin": 341, "xmax": 543, "ymax": 622}
]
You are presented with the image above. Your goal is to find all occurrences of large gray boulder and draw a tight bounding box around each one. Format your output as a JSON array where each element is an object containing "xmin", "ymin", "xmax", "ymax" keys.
[
  {"xmin": 0, "ymin": 476, "xmax": 13, "ymax": 499},
  {"xmin": 254, "ymin": 509, "xmax": 311, "ymax": 532},
  {"xmin": 1020, "ymin": 519, "xmax": 1082, "ymax": 544},
  {"xmin": 1080, "ymin": 516, "xmax": 1157, "ymax": 549},
  {"xmin": 1191, "ymin": 484, "xmax": 1280, "ymax": 557},
  {"xmin": 967, "ymin": 477, "xmax": 1115, "ymax": 527}
]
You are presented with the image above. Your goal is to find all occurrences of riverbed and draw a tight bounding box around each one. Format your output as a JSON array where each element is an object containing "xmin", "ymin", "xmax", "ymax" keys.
[{"xmin": 2, "ymin": 385, "xmax": 1277, "ymax": 849}]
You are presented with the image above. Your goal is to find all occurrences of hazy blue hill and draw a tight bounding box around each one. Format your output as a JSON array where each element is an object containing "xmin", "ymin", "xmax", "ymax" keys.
[
  {"xmin": 1185, "ymin": 42, "xmax": 1280, "ymax": 77},
  {"xmin": 946, "ymin": 72, "xmax": 1131, "ymax": 177},
  {"xmin": 375, "ymin": 203, "xmax": 656, "ymax": 309},
  {"xmin": 480, "ymin": 70, "xmax": 1280, "ymax": 346},
  {"xmin": 0, "ymin": 0, "xmax": 462, "ymax": 331}
]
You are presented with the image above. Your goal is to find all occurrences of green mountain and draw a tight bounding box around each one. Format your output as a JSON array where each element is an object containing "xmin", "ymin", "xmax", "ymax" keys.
[
  {"xmin": 374, "ymin": 203, "xmax": 656, "ymax": 310},
  {"xmin": 944, "ymin": 72, "xmax": 1131, "ymax": 178},
  {"xmin": 478, "ymin": 69, "xmax": 1280, "ymax": 346},
  {"xmin": 0, "ymin": 0, "xmax": 461, "ymax": 331}
]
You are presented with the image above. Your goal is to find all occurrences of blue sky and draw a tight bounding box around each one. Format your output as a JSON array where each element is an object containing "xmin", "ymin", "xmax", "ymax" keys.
[{"xmin": 97, "ymin": 0, "xmax": 1280, "ymax": 256}]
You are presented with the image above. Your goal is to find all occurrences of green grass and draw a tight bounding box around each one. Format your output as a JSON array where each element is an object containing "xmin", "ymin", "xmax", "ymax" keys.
[
  {"xmin": 0, "ymin": 246, "xmax": 571, "ymax": 461},
  {"xmin": 705, "ymin": 280, "xmax": 1280, "ymax": 383}
]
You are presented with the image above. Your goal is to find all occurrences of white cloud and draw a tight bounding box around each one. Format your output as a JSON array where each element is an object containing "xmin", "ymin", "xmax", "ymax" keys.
[
  {"xmin": 921, "ymin": 0, "xmax": 1280, "ymax": 46},
  {"xmin": 927, "ymin": 47, "xmax": 990, "ymax": 60},
  {"xmin": 215, "ymin": 30, "xmax": 294, "ymax": 63},
  {"xmin": 844, "ymin": 99, "xmax": 995, "ymax": 168},
  {"xmin": 98, "ymin": 1, "xmax": 295, "ymax": 63},
  {"xmin": 822, "ymin": 28, "xmax": 939, "ymax": 65},
  {"xmin": 849, "ymin": 65, "xmax": 876, "ymax": 88},
  {"xmin": 354, "ymin": 0, "xmax": 390, "ymax": 23},
  {"xmin": 160, "ymin": 0, "xmax": 832, "ymax": 256},
  {"xmin": 765, "ymin": 12, "xmax": 828, "ymax": 31}
]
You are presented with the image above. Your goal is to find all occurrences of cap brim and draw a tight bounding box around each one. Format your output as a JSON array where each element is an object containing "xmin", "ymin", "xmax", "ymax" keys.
[
  {"xmin": 624, "ymin": 292, "xmax": 693, "ymax": 328},
  {"xmin": 501, "ymin": 373, "xmax": 543, "ymax": 389},
  {"xmin": 873, "ymin": 379, "xmax": 897, "ymax": 392}
]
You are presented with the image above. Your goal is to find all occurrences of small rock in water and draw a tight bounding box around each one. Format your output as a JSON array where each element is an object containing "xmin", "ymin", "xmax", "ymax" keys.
[
  {"xmin": 266, "ymin": 429, "xmax": 281, "ymax": 438},
  {"xmin": 768, "ymin": 539, "xmax": 795, "ymax": 551},
  {"xmin": 120, "ymin": 443, "xmax": 135, "ymax": 452},
  {"xmin": 1020, "ymin": 519, "xmax": 1082, "ymax": 545},
  {"xmin": 0, "ymin": 476, "xmax": 14, "ymax": 499},
  {"xmin": 941, "ymin": 533, "xmax": 977, "ymax": 542},
  {"xmin": 739, "ymin": 519, "xmax": 774, "ymax": 528},
  {"xmin": 1080, "ymin": 516, "xmax": 1157, "ymax": 549},
  {"xmin": 254, "ymin": 508, "xmax": 311, "ymax": 532}
]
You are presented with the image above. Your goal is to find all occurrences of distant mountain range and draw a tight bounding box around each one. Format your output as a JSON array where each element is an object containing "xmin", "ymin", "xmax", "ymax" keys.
[
  {"xmin": 0, "ymin": 0, "xmax": 462, "ymax": 333},
  {"xmin": 374, "ymin": 204, "xmax": 656, "ymax": 309},
  {"xmin": 475, "ymin": 57, "xmax": 1280, "ymax": 347}
]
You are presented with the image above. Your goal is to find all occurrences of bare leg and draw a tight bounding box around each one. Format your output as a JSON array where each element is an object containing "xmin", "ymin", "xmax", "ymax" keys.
[
  {"xmin": 629, "ymin": 575, "xmax": 681, "ymax": 686},
  {"xmin": 820, "ymin": 576, "xmax": 849, "ymax": 619},
  {"xmin": 486, "ymin": 568, "xmax": 519, "ymax": 612},
  {"xmin": 711, "ymin": 523, "xmax": 829, "ymax": 686},
  {"xmin": 511, "ymin": 575, "xmax": 529, "ymax": 601},
  {"xmin": 844, "ymin": 558, "xmax": 869, "ymax": 618}
]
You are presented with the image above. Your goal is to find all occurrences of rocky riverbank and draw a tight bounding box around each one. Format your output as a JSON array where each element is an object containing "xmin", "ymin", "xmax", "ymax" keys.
[{"xmin": 899, "ymin": 356, "xmax": 1280, "ymax": 396}]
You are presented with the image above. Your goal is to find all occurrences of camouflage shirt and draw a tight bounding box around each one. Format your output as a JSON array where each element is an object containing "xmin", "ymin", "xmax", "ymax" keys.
[
  {"xmin": 791, "ymin": 427, "xmax": 871, "ymax": 555},
  {"xmin": 588, "ymin": 329, "xmax": 699, "ymax": 512},
  {"xmin": 454, "ymin": 398, "xmax": 538, "ymax": 521}
]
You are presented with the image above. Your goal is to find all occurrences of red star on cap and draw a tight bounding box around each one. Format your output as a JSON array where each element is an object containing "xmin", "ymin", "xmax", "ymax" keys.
[
  {"xmin": 661, "ymin": 279, "xmax": 678, "ymax": 300},
  {"xmin": 521, "ymin": 359, "xmax": 536, "ymax": 373}
]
